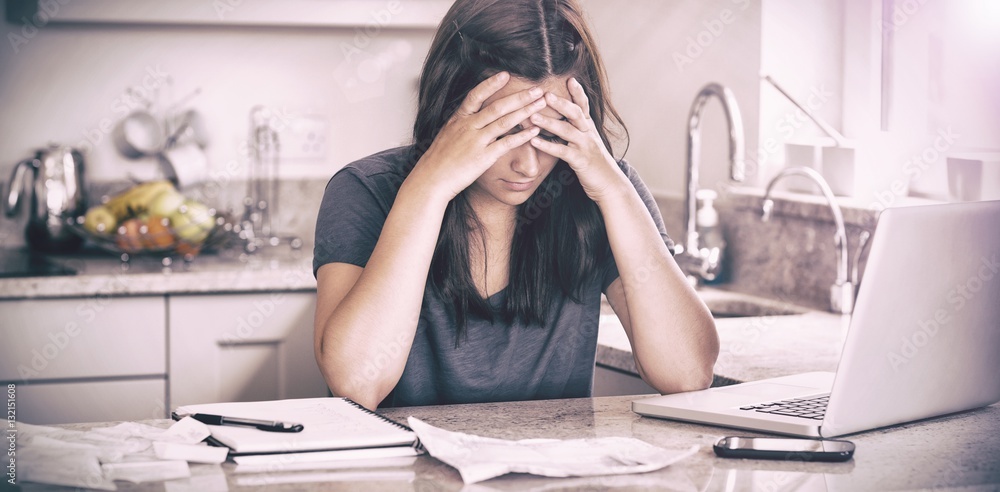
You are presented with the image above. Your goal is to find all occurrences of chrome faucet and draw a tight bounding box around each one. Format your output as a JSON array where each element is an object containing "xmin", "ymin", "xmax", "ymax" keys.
[
  {"xmin": 677, "ymin": 83, "xmax": 745, "ymax": 282},
  {"xmin": 761, "ymin": 166, "xmax": 854, "ymax": 314}
]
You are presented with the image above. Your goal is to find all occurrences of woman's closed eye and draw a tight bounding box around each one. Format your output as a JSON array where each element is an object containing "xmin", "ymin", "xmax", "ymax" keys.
[
  {"xmin": 536, "ymin": 131, "xmax": 568, "ymax": 145},
  {"xmin": 498, "ymin": 124, "xmax": 567, "ymax": 145}
]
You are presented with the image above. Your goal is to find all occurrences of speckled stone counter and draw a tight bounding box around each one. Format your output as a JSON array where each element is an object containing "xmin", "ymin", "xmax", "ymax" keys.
[
  {"xmin": 18, "ymin": 395, "xmax": 1000, "ymax": 491},
  {"xmin": 1, "ymin": 248, "xmax": 841, "ymax": 384},
  {"xmin": 598, "ymin": 291, "xmax": 848, "ymax": 382},
  {"xmin": 0, "ymin": 248, "xmax": 316, "ymax": 300}
]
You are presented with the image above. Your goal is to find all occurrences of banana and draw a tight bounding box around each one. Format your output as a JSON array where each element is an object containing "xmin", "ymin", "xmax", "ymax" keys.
[{"xmin": 105, "ymin": 180, "xmax": 175, "ymax": 220}]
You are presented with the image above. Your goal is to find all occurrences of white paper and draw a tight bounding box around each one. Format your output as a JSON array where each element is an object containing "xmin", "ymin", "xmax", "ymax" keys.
[
  {"xmin": 159, "ymin": 417, "xmax": 213, "ymax": 444},
  {"xmin": 153, "ymin": 441, "xmax": 228, "ymax": 463},
  {"xmin": 231, "ymin": 456, "xmax": 418, "ymax": 474},
  {"xmin": 235, "ymin": 469, "xmax": 415, "ymax": 487},
  {"xmin": 102, "ymin": 460, "xmax": 191, "ymax": 483},
  {"xmin": 164, "ymin": 464, "xmax": 230, "ymax": 492},
  {"xmin": 15, "ymin": 417, "xmax": 215, "ymax": 489},
  {"xmin": 18, "ymin": 446, "xmax": 117, "ymax": 490},
  {"xmin": 408, "ymin": 417, "xmax": 699, "ymax": 484}
]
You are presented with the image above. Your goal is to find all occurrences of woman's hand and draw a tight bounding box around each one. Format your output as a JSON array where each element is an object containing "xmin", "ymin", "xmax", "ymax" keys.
[
  {"xmin": 409, "ymin": 71, "xmax": 547, "ymax": 203},
  {"xmin": 527, "ymin": 77, "xmax": 626, "ymax": 203}
]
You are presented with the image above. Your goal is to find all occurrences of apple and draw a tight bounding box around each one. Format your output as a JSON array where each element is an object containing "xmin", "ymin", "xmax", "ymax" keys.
[
  {"xmin": 115, "ymin": 218, "xmax": 144, "ymax": 253},
  {"xmin": 142, "ymin": 215, "xmax": 176, "ymax": 249},
  {"xmin": 170, "ymin": 200, "xmax": 214, "ymax": 244},
  {"xmin": 83, "ymin": 205, "xmax": 117, "ymax": 235},
  {"xmin": 147, "ymin": 188, "xmax": 185, "ymax": 217}
]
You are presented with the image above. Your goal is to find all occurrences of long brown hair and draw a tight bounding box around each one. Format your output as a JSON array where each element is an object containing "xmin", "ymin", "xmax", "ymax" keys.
[{"xmin": 412, "ymin": 0, "xmax": 628, "ymax": 338}]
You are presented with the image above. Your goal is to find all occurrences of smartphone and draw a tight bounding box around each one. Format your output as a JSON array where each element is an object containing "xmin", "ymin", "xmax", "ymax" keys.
[{"xmin": 713, "ymin": 436, "xmax": 855, "ymax": 462}]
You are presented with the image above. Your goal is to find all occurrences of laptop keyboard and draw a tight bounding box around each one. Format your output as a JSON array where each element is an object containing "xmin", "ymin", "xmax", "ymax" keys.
[{"xmin": 739, "ymin": 394, "xmax": 830, "ymax": 420}]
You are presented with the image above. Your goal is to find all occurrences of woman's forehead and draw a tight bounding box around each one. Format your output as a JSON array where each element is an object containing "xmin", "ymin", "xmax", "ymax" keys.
[{"xmin": 483, "ymin": 75, "xmax": 571, "ymax": 118}]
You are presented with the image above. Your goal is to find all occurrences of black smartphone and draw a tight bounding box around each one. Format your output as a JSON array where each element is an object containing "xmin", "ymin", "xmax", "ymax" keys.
[{"xmin": 713, "ymin": 436, "xmax": 855, "ymax": 462}]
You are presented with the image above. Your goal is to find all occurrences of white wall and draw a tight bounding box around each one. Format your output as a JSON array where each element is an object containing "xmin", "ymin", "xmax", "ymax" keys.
[
  {"xmin": 580, "ymin": 0, "xmax": 762, "ymax": 197},
  {"xmin": 0, "ymin": 0, "xmax": 765, "ymax": 248},
  {"xmin": 0, "ymin": 4, "xmax": 434, "ymax": 184},
  {"xmin": 759, "ymin": 0, "xmax": 844, "ymax": 178}
]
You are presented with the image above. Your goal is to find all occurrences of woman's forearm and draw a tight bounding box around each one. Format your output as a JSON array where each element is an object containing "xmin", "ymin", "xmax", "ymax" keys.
[
  {"xmin": 316, "ymin": 178, "xmax": 450, "ymax": 409},
  {"xmin": 597, "ymin": 175, "xmax": 719, "ymax": 393}
]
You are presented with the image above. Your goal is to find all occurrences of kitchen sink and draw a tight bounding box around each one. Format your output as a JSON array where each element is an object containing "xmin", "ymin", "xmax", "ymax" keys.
[
  {"xmin": 698, "ymin": 289, "xmax": 808, "ymax": 318},
  {"xmin": 600, "ymin": 288, "xmax": 809, "ymax": 319}
]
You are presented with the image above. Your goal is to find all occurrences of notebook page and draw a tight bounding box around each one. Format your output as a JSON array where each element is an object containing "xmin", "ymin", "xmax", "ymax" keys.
[{"xmin": 174, "ymin": 397, "xmax": 414, "ymax": 454}]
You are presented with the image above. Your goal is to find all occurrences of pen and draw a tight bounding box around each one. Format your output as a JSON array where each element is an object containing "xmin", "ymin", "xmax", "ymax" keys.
[{"xmin": 191, "ymin": 413, "xmax": 304, "ymax": 433}]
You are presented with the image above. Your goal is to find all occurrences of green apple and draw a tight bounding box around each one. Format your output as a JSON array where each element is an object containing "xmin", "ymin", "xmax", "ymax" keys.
[
  {"xmin": 83, "ymin": 205, "xmax": 117, "ymax": 234},
  {"xmin": 170, "ymin": 200, "xmax": 214, "ymax": 244},
  {"xmin": 147, "ymin": 188, "xmax": 185, "ymax": 217}
]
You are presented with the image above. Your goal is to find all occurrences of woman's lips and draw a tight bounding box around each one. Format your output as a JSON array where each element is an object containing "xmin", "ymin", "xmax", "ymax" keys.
[{"xmin": 501, "ymin": 179, "xmax": 535, "ymax": 192}]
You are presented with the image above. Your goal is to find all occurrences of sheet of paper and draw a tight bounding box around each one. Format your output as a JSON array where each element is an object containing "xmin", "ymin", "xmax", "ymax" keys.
[
  {"xmin": 159, "ymin": 416, "xmax": 213, "ymax": 444},
  {"xmin": 407, "ymin": 417, "xmax": 699, "ymax": 484},
  {"xmin": 16, "ymin": 417, "xmax": 214, "ymax": 489},
  {"xmin": 102, "ymin": 460, "xmax": 191, "ymax": 483},
  {"xmin": 234, "ymin": 469, "xmax": 415, "ymax": 487},
  {"xmin": 153, "ymin": 441, "xmax": 229, "ymax": 464},
  {"xmin": 164, "ymin": 464, "xmax": 229, "ymax": 492},
  {"xmin": 18, "ymin": 446, "xmax": 116, "ymax": 490},
  {"xmin": 231, "ymin": 455, "xmax": 417, "ymax": 474}
]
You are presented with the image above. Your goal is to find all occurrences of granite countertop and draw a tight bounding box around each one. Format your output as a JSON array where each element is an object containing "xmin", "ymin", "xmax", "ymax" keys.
[
  {"xmin": 1, "ymin": 249, "xmax": 844, "ymax": 383},
  {"xmin": 0, "ymin": 248, "xmax": 316, "ymax": 300},
  {"xmin": 598, "ymin": 292, "xmax": 849, "ymax": 382},
  {"xmin": 24, "ymin": 395, "xmax": 1000, "ymax": 490}
]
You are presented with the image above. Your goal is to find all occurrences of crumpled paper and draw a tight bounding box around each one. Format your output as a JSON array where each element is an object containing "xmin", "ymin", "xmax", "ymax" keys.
[
  {"xmin": 407, "ymin": 417, "xmax": 698, "ymax": 484},
  {"xmin": 15, "ymin": 417, "xmax": 218, "ymax": 490}
]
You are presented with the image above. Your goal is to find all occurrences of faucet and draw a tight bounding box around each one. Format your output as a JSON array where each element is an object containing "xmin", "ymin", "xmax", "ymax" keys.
[
  {"xmin": 676, "ymin": 83, "xmax": 745, "ymax": 282},
  {"xmin": 761, "ymin": 166, "xmax": 853, "ymax": 314}
]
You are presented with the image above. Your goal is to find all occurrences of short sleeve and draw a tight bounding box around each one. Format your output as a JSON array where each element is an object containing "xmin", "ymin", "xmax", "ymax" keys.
[
  {"xmin": 312, "ymin": 168, "xmax": 388, "ymax": 277},
  {"xmin": 600, "ymin": 160, "xmax": 675, "ymax": 292}
]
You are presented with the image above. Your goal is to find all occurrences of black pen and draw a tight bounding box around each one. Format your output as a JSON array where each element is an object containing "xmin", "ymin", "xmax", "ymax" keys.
[{"xmin": 190, "ymin": 413, "xmax": 304, "ymax": 433}]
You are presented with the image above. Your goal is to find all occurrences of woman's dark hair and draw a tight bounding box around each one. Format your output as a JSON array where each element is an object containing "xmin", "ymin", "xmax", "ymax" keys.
[{"xmin": 412, "ymin": 0, "xmax": 628, "ymax": 338}]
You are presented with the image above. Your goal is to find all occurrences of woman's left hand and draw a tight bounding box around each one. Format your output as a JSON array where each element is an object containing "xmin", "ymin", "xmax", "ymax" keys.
[{"xmin": 527, "ymin": 77, "xmax": 626, "ymax": 203}]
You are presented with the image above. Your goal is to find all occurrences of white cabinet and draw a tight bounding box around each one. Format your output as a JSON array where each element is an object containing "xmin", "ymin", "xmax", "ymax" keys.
[
  {"xmin": 168, "ymin": 292, "xmax": 328, "ymax": 408},
  {"xmin": 0, "ymin": 296, "xmax": 167, "ymax": 424}
]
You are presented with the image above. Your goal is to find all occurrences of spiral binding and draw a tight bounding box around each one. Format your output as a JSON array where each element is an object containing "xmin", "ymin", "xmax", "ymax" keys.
[{"xmin": 341, "ymin": 397, "xmax": 414, "ymax": 433}]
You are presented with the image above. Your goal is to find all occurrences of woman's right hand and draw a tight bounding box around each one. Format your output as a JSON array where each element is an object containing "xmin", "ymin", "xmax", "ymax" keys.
[{"xmin": 408, "ymin": 71, "xmax": 547, "ymax": 202}]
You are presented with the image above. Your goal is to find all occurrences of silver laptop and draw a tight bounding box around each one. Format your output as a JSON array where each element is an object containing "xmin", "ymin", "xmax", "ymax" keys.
[{"xmin": 633, "ymin": 200, "xmax": 1000, "ymax": 437}]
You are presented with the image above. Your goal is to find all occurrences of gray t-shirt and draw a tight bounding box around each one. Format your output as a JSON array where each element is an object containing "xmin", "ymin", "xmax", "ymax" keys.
[{"xmin": 313, "ymin": 145, "xmax": 673, "ymax": 407}]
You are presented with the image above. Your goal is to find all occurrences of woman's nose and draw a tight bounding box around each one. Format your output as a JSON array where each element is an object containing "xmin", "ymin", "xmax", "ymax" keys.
[{"xmin": 510, "ymin": 141, "xmax": 540, "ymax": 178}]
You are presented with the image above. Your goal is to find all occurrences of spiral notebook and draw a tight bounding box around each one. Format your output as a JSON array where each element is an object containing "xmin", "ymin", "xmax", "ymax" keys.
[{"xmin": 172, "ymin": 397, "xmax": 416, "ymax": 456}]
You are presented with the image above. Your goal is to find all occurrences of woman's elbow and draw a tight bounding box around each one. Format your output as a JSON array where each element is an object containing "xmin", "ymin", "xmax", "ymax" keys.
[{"xmin": 318, "ymin": 364, "xmax": 385, "ymax": 410}]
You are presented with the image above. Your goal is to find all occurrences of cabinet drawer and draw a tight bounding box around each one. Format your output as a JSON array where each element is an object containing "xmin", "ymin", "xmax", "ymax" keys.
[
  {"xmin": 169, "ymin": 292, "xmax": 327, "ymax": 407},
  {"xmin": 0, "ymin": 297, "xmax": 166, "ymax": 381},
  {"xmin": 10, "ymin": 378, "xmax": 167, "ymax": 425}
]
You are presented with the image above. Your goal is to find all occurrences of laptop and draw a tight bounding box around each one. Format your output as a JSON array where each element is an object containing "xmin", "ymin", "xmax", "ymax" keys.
[{"xmin": 633, "ymin": 200, "xmax": 1000, "ymax": 437}]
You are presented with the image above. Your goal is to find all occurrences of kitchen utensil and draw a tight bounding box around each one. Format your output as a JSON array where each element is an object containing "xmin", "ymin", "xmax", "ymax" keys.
[
  {"xmin": 158, "ymin": 143, "xmax": 208, "ymax": 189},
  {"xmin": 113, "ymin": 109, "xmax": 165, "ymax": 158},
  {"xmin": 4, "ymin": 144, "xmax": 87, "ymax": 252}
]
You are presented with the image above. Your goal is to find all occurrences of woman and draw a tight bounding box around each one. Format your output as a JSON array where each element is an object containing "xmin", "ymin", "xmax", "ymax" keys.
[{"xmin": 313, "ymin": 0, "xmax": 718, "ymax": 410}]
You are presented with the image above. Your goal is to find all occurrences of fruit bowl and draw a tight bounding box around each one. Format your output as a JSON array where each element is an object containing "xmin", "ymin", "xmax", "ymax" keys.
[
  {"xmin": 68, "ymin": 180, "xmax": 233, "ymax": 260},
  {"xmin": 65, "ymin": 209, "xmax": 228, "ymax": 259}
]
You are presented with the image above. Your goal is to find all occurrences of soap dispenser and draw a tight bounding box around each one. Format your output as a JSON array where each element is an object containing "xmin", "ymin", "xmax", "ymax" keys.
[{"xmin": 695, "ymin": 189, "xmax": 724, "ymax": 282}]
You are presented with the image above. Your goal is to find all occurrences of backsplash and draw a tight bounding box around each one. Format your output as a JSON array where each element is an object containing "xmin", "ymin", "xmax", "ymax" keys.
[{"xmin": 654, "ymin": 189, "xmax": 879, "ymax": 312}]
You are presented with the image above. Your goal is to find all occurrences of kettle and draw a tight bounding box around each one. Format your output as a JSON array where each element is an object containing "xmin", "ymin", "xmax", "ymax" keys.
[{"xmin": 5, "ymin": 144, "xmax": 87, "ymax": 253}]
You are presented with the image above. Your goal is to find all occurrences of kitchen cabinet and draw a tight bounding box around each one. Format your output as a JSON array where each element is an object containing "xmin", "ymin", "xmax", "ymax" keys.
[
  {"xmin": 167, "ymin": 292, "xmax": 328, "ymax": 408},
  {"xmin": 0, "ymin": 296, "xmax": 167, "ymax": 425}
]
